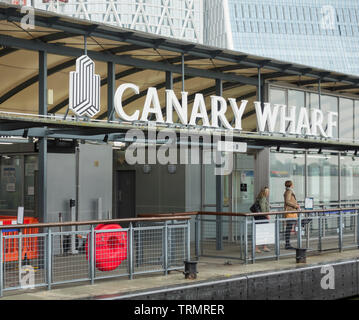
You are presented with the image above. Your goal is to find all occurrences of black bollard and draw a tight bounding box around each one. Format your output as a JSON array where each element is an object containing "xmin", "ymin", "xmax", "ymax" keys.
[
  {"xmin": 183, "ymin": 260, "xmax": 198, "ymax": 279},
  {"xmin": 296, "ymin": 248, "xmax": 307, "ymax": 263}
]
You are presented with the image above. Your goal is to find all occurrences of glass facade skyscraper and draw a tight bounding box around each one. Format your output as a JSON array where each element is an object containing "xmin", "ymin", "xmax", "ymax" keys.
[
  {"xmin": 204, "ymin": 0, "xmax": 359, "ymax": 76},
  {"xmin": 32, "ymin": 0, "xmax": 203, "ymax": 43}
]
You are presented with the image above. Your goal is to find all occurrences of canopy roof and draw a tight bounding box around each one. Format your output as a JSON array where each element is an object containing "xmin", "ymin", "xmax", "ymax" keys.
[{"xmin": 0, "ymin": 3, "xmax": 358, "ymax": 150}]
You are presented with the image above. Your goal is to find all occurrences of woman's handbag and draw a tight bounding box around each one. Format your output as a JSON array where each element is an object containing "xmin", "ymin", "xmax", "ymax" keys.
[{"xmin": 250, "ymin": 201, "xmax": 261, "ymax": 213}]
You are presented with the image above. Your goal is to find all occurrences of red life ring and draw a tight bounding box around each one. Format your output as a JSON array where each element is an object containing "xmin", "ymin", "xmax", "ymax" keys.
[{"xmin": 86, "ymin": 224, "xmax": 128, "ymax": 272}]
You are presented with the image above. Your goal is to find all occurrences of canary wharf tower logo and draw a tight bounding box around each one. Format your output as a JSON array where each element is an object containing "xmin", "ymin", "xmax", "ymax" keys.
[{"xmin": 69, "ymin": 55, "xmax": 101, "ymax": 117}]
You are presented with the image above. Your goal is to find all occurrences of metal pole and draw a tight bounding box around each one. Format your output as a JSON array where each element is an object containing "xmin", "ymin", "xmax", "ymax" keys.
[
  {"xmin": 357, "ymin": 210, "xmax": 359, "ymax": 248},
  {"xmin": 195, "ymin": 215, "xmax": 200, "ymax": 259},
  {"xmin": 181, "ymin": 53, "xmax": 185, "ymax": 92},
  {"xmin": 163, "ymin": 221, "xmax": 168, "ymax": 275},
  {"xmin": 244, "ymin": 216, "xmax": 248, "ymax": 264},
  {"xmin": 216, "ymin": 79, "xmax": 223, "ymax": 251},
  {"xmin": 297, "ymin": 213, "xmax": 302, "ymax": 248},
  {"xmin": 84, "ymin": 35, "xmax": 87, "ymax": 56},
  {"xmin": 38, "ymin": 50, "xmax": 48, "ymax": 226},
  {"xmin": 90, "ymin": 225, "xmax": 95, "ymax": 284},
  {"xmin": 0, "ymin": 231, "xmax": 3, "ymax": 297},
  {"xmin": 129, "ymin": 223, "xmax": 133, "ymax": 280},
  {"xmin": 59, "ymin": 213, "xmax": 63, "ymax": 255},
  {"xmin": 18, "ymin": 230, "xmax": 22, "ymax": 280},
  {"xmin": 318, "ymin": 213, "xmax": 322, "ymax": 252},
  {"xmin": 339, "ymin": 211, "xmax": 343, "ymax": 252},
  {"xmin": 275, "ymin": 215, "xmax": 280, "ymax": 260},
  {"xmin": 47, "ymin": 229, "xmax": 52, "ymax": 290},
  {"xmin": 187, "ymin": 220, "xmax": 191, "ymax": 261},
  {"xmin": 258, "ymin": 68, "xmax": 261, "ymax": 103},
  {"xmin": 252, "ymin": 217, "xmax": 256, "ymax": 264},
  {"xmin": 107, "ymin": 61, "xmax": 115, "ymax": 122}
]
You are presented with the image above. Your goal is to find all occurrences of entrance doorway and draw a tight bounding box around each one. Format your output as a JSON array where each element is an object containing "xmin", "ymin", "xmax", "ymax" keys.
[
  {"xmin": 201, "ymin": 153, "xmax": 255, "ymax": 213},
  {"xmin": 116, "ymin": 170, "xmax": 136, "ymax": 219}
]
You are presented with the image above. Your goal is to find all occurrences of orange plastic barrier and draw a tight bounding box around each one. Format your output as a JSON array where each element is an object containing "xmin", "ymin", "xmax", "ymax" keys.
[{"xmin": 0, "ymin": 216, "xmax": 39, "ymax": 262}]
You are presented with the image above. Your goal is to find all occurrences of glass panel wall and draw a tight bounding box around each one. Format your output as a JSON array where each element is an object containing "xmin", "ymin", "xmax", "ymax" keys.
[
  {"xmin": 307, "ymin": 92, "xmax": 319, "ymax": 122},
  {"xmin": 269, "ymin": 150, "xmax": 305, "ymax": 205},
  {"xmin": 288, "ymin": 89, "xmax": 304, "ymax": 120},
  {"xmin": 0, "ymin": 154, "xmax": 38, "ymax": 214},
  {"xmin": 339, "ymin": 98, "xmax": 354, "ymax": 142},
  {"xmin": 269, "ymin": 86, "xmax": 358, "ymax": 142},
  {"xmin": 307, "ymin": 153, "xmax": 339, "ymax": 205},
  {"xmin": 269, "ymin": 88, "xmax": 286, "ymax": 132},
  {"xmin": 24, "ymin": 155, "xmax": 38, "ymax": 210},
  {"xmin": 321, "ymin": 95, "xmax": 338, "ymax": 139},
  {"xmin": 355, "ymin": 100, "xmax": 359, "ymax": 141},
  {"xmin": 0, "ymin": 155, "xmax": 22, "ymax": 211},
  {"xmin": 340, "ymin": 154, "xmax": 359, "ymax": 203}
]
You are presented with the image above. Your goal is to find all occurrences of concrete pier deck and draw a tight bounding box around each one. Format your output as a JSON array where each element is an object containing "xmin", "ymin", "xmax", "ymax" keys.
[{"xmin": 1, "ymin": 248, "xmax": 359, "ymax": 300}]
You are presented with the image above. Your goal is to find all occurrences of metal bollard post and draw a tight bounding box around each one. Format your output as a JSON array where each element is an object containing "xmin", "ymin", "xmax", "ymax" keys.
[
  {"xmin": 129, "ymin": 223, "xmax": 133, "ymax": 280},
  {"xmin": 0, "ymin": 231, "xmax": 3, "ymax": 297},
  {"xmin": 297, "ymin": 213, "xmax": 302, "ymax": 248},
  {"xmin": 195, "ymin": 215, "xmax": 200, "ymax": 259},
  {"xmin": 318, "ymin": 213, "xmax": 322, "ymax": 252},
  {"xmin": 244, "ymin": 216, "xmax": 248, "ymax": 264},
  {"xmin": 59, "ymin": 213, "xmax": 63, "ymax": 256},
  {"xmin": 187, "ymin": 219, "xmax": 191, "ymax": 261},
  {"xmin": 163, "ymin": 221, "xmax": 168, "ymax": 275},
  {"xmin": 251, "ymin": 217, "xmax": 256, "ymax": 264},
  {"xmin": 339, "ymin": 211, "xmax": 343, "ymax": 252},
  {"xmin": 275, "ymin": 215, "xmax": 280, "ymax": 260},
  {"xmin": 18, "ymin": 230, "xmax": 22, "ymax": 279},
  {"xmin": 47, "ymin": 229, "xmax": 52, "ymax": 290},
  {"xmin": 90, "ymin": 225, "xmax": 95, "ymax": 284}
]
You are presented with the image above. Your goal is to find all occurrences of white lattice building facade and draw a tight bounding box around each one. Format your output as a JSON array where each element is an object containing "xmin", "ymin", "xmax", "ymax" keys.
[{"xmin": 32, "ymin": 0, "xmax": 203, "ymax": 43}]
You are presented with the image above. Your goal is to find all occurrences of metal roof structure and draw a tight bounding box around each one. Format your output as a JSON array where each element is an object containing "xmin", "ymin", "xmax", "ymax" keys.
[{"xmin": 0, "ymin": 3, "xmax": 358, "ymax": 150}]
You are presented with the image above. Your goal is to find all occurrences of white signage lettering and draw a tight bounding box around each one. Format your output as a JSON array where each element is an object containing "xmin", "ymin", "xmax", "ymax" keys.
[{"xmin": 102, "ymin": 83, "xmax": 339, "ymax": 138}]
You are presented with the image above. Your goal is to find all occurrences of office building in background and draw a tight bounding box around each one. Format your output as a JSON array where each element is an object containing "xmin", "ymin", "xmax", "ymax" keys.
[{"xmin": 204, "ymin": 0, "xmax": 359, "ymax": 76}]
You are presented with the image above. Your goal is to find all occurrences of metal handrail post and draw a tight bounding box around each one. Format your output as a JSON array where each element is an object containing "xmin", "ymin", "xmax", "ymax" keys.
[
  {"xmin": 339, "ymin": 211, "xmax": 343, "ymax": 252},
  {"xmin": 129, "ymin": 223, "xmax": 133, "ymax": 280},
  {"xmin": 195, "ymin": 215, "xmax": 200, "ymax": 259},
  {"xmin": 163, "ymin": 221, "xmax": 168, "ymax": 275},
  {"xmin": 187, "ymin": 219, "xmax": 191, "ymax": 261},
  {"xmin": 90, "ymin": 225, "xmax": 95, "ymax": 284},
  {"xmin": 251, "ymin": 216, "xmax": 256, "ymax": 264},
  {"xmin": 297, "ymin": 213, "xmax": 302, "ymax": 248},
  {"xmin": 18, "ymin": 230, "xmax": 22, "ymax": 280},
  {"xmin": 47, "ymin": 229, "xmax": 52, "ymax": 290},
  {"xmin": 275, "ymin": 215, "xmax": 280, "ymax": 260},
  {"xmin": 244, "ymin": 216, "xmax": 248, "ymax": 264},
  {"xmin": 318, "ymin": 213, "xmax": 322, "ymax": 252}
]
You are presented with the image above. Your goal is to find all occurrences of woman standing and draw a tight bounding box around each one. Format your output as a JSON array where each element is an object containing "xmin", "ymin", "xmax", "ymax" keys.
[
  {"xmin": 284, "ymin": 180, "xmax": 300, "ymax": 250},
  {"xmin": 255, "ymin": 187, "xmax": 271, "ymax": 253}
]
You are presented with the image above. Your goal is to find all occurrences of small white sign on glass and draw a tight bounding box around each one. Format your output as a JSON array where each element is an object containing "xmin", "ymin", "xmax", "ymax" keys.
[
  {"xmin": 17, "ymin": 206, "xmax": 24, "ymax": 225},
  {"xmin": 305, "ymin": 197, "xmax": 314, "ymax": 210}
]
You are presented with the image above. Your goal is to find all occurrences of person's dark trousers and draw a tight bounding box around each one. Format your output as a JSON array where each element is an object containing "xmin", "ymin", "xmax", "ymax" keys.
[{"xmin": 285, "ymin": 221, "xmax": 295, "ymax": 248}]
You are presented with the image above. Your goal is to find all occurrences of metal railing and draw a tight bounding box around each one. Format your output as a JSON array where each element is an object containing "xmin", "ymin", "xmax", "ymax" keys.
[
  {"xmin": 0, "ymin": 216, "xmax": 190, "ymax": 297},
  {"xmin": 140, "ymin": 207, "xmax": 359, "ymax": 264},
  {"xmin": 195, "ymin": 208, "xmax": 359, "ymax": 264}
]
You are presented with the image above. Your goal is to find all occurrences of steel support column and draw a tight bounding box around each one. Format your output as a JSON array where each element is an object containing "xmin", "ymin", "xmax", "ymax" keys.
[
  {"xmin": 166, "ymin": 70, "xmax": 173, "ymax": 90},
  {"xmin": 107, "ymin": 61, "xmax": 115, "ymax": 121},
  {"xmin": 38, "ymin": 50, "xmax": 47, "ymax": 224},
  {"xmin": 216, "ymin": 79, "xmax": 223, "ymax": 251}
]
